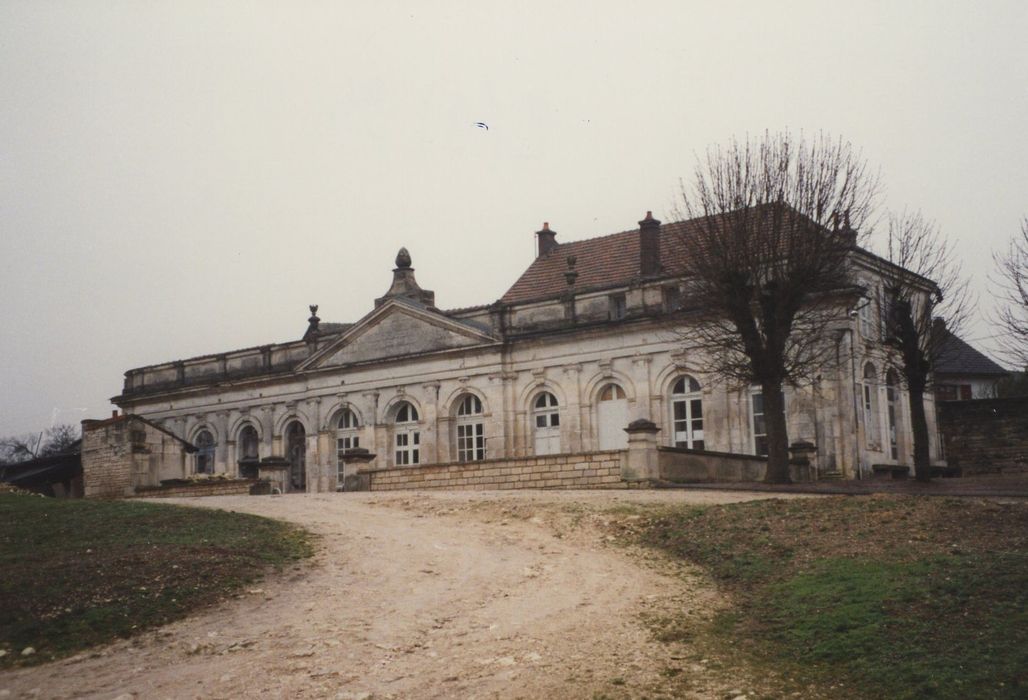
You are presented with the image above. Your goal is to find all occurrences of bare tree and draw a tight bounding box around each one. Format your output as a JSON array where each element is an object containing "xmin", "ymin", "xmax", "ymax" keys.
[
  {"xmin": 876, "ymin": 211, "xmax": 971, "ymax": 482},
  {"xmin": 992, "ymin": 217, "xmax": 1028, "ymax": 369},
  {"xmin": 0, "ymin": 424, "xmax": 80, "ymax": 465},
  {"xmin": 0, "ymin": 433, "xmax": 43, "ymax": 465},
  {"xmin": 673, "ymin": 132, "xmax": 878, "ymax": 483},
  {"xmin": 39, "ymin": 424, "xmax": 81, "ymax": 456}
]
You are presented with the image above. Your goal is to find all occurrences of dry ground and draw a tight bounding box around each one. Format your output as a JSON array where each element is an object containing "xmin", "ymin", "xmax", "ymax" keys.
[{"xmin": 0, "ymin": 489, "xmax": 812, "ymax": 700}]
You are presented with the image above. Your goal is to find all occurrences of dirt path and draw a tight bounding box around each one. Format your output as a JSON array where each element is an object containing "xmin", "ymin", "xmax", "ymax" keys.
[{"xmin": 0, "ymin": 490, "xmax": 804, "ymax": 700}]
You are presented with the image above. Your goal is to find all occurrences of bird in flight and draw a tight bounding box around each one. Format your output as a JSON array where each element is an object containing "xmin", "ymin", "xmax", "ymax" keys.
[{"xmin": 474, "ymin": 122, "xmax": 489, "ymax": 130}]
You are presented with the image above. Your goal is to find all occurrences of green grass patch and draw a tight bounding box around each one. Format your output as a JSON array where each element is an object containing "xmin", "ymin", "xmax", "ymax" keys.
[
  {"xmin": 638, "ymin": 496, "xmax": 1028, "ymax": 699},
  {"xmin": 0, "ymin": 494, "xmax": 312, "ymax": 667}
]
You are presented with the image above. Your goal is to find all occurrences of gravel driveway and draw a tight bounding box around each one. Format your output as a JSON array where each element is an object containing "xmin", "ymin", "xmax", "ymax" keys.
[{"xmin": 1, "ymin": 489, "xmax": 803, "ymax": 699}]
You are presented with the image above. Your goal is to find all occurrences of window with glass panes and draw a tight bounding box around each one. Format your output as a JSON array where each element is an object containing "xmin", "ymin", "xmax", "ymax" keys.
[
  {"xmin": 336, "ymin": 408, "xmax": 360, "ymax": 480},
  {"xmin": 751, "ymin": 390, "xmax": 768, "ymax": 456},
  {"xmin": 195, "ymin": 429, "xmax": 216, "ymax": 474},
  {"xmin": 862, "ymin": 364, "xmax": 880, "ymax": 448},
  {"xmin": 238, "ymin": 425, "xmax": 259, "ymax": 460},
  {"xmin": 670, "ymin": 376, "xmax": 704, "ymax": 449},
  {"xmin": 886, "ymin": 370, "xmax": 900, "ymax": 460},
  {"xmin": 858, "ymin": 293, "xmax": 875, "ymax": 338},
  {"xmin": 455, "ymin": 394, "xmax": 485, "ymax": 462},
  {"xmin": 533, "ymin": 392, "xmax": 560, "ymax": 428},
  {"xmin": 393, "ymin": 402, "xmax": 420, "ymax": 465}
]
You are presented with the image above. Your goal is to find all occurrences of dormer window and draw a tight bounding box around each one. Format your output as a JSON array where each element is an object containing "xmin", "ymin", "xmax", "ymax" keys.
[
  {"xmin": 609, "ymin": 293, "xmax": 627, "ymax": 320},
  {"xmin": 664, "ymin": 285, "xmax": 683, "ymax": 312}
]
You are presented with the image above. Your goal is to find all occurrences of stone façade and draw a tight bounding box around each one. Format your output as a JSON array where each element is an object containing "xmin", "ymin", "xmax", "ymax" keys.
[{"xmin": 96, "ymin": 214, "xmax": 946, "ymax": 495}]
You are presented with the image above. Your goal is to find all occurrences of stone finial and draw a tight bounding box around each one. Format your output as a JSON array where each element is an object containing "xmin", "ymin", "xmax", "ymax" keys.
[
  {"xmin": 304, "ymin": 304, "xmax": 321, "ymax": 340},
  {"xmin": 564, "ymin": 255, "xmax": 579, "ymax": 287},
  {"xmin": 376, "ymin": 247, "xmax": 436, "ymax": 308}
]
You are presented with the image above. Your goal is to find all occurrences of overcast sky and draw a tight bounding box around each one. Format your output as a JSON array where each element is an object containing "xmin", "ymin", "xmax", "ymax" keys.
[{"xmin": 1, "ymin": 1, "xmax": 1026, "ymax": 437}]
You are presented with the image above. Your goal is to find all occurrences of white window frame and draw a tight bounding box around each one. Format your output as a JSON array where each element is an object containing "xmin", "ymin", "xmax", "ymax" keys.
[
  {"xmin": 886, "ymin": 370, "xmax": 900, "ymax": 461},
  {"xmin": 455, "ymin": 394, "xmax": 485, "ymax": 462},
  {"xmin": 336, "ymin": 408, "xmax": 361, "ymax": 482},
  {"xmin": 862, "ymin": 364, "xmax": 881, "ymax": 449},
  {"xmin": 393, "ymin": 402, "xmax": 420, "ymax": 466},
  {"xmin": 533, "ymin": 392, "xmax": 560, "ymax": 429},
  {"xmin": 532, "ymin": 391, "xmax": 561, "ymax": 455},
  {"xmin": 858, "ymin": 293, "xmax": 875, "ymax": 339},
  {"xmin": 750, "ymin": 389, "xmax": 768, "ymax": 457},
  {"xmin": 670, "ymin": 376, "xmax": 704, "ymax": 450}
]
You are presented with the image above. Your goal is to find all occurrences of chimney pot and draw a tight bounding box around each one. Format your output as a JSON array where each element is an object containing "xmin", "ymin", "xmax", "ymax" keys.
[
  {"xmin": 112, "ymin": 410, "xmax": 118, "ymax": 419},
  {"xmin": 638, "ymin": 210, "xmax": 662, "ymax": 275},
  {"xmin": 535, "ymin": 222, "xmax": 558, "ymax": 257}
]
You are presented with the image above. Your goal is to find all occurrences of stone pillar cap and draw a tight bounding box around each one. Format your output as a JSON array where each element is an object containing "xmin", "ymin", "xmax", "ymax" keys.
[{"xmin": 625, "ymin": 418, "xmax": 661, "ymax": 433}]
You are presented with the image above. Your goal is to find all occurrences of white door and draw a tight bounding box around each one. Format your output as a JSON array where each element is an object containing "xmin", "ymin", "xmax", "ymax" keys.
[
  {"xmin": 532, "ymin": 392, "xmax": 561, "ymax": 455},
  {"xmin": 534, "ymin": 427, "xmax": 561, "ymax": 455},
  {"xmin": 598, "ymin": 397, "xmax": 629, "ymax": 450}
]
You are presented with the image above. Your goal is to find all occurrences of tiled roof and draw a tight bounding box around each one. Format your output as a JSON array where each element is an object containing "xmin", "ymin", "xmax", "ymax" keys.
[
  {"xmin": 934, "ymin": 328, "xmax": 1008, "ymax": 377},
  {"xmin": 500, "ymin": 220, "xmax": 696, "ymax": 304}
]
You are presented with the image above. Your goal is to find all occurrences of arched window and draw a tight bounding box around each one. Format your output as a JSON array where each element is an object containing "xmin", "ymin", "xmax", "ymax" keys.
[
  {"xmin": 285, "ymin": 421, "xmax": 306, "ymax": 492},
  {"xmin": 886, "ymin": 369, "xmax": 901, "ymax": 460},
  {"xmin": 336, "ymin": 408, "xmax": 360, "ymax": 455},
  {"xmin": 336, "ymin": 408, "xmax": 361, "ymax": 484},
  {"xmin": 393, "ymin": 401, "xmax": 420, "ymax": 465},
  {"xmin": 194, "ymin": 429, "xmax": 215, "ymax": 474},
  {"xmin": 597, "ymin": 383, "xmax": 628, "ymax": 450},
  {"xmin": 670, "ymin": 376, "xmax": 704, "ymax": 450},
  {"xmin": 863, "ymin": 363, "xmax": 881, "ymax": 449},
  {"xmin": 237, "ymin": 424, "xmax": 259, "ymax": 478},
  {"xmin": 532, "ymin": 392, "xmax": 561, "ymax": 455},
  {"xmin": 238, "ymin": 425, "xmax": 259, "ymax": 460},
  {"xmin": 455, "ymin": 394, "xmax": 485, "ymax": 462}
]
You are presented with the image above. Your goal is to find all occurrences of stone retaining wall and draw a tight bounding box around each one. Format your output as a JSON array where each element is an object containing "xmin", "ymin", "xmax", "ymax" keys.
[
  {"xmin": 658, "ymin": 446, "xmax": 812, "ymax": 482},
  {"xmin": 131, "ymin": 479, "xmax": 256, "ymax": 498},
  {"xmin": 363, "ymin": 451, "xmax": 627, "ymax": 491},
  {"xmin": 938, "ymin": 397, "xmax": 1028, "ymax": 475}
]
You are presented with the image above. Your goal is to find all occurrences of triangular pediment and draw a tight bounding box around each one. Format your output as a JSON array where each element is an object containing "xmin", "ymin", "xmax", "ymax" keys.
[{"xmin": 301, "ymin": 300, "xmax": 496, "ymax": 370}]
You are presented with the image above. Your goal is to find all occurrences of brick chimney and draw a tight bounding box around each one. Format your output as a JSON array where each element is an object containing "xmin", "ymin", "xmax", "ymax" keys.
[
  {"xmin": 639, "ymin": 211, "xmax": 661, "ymax": 275},
  {"xmin": 536, "ymin": 222, "xmax": 558, "ymax": 257}
]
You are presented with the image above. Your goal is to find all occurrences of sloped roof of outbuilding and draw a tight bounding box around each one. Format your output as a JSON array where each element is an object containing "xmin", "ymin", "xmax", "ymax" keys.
[{"xmin": 934, "ymin": 326, "xmax": 1008, "ymax": 377}]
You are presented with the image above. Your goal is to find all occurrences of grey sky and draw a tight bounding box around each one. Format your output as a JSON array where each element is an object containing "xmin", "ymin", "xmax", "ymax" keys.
[{"xmin": 2, "ymin": 1, "xmax": 1026, "ymax": 436}]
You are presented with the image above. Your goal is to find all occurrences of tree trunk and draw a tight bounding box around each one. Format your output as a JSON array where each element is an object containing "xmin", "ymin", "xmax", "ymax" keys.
[
  {"xmin": 907, "ymin": 387, "xmax": 932, "ymax": 482},
  {"xmin": 762, "ymin": 381, "xmax": 792, "ymax": 483}
]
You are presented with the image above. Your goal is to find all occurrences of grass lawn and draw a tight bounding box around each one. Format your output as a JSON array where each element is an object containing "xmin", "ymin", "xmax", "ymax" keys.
[
  {"xmin": 0, "ymin": 493, "xmax": 312, "ymax": 668},
  {"xmin": 638, "ymin": 495, "xmax": 1028, "ymax": 700}
]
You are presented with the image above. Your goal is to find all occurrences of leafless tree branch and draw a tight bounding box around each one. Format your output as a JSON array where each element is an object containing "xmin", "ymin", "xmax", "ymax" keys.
[
  {"xmin": 991, "ymin": 217, "xmax": 1028, "ymax": 369},
  {"xmin": 671, "ymin": 131, "xmax": 879, "ymax": 483},
  {"xmin": 875, "ymin": 210, "xmax": 971, "ymax": 481}
]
